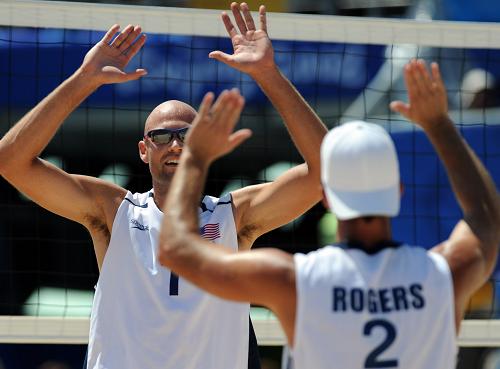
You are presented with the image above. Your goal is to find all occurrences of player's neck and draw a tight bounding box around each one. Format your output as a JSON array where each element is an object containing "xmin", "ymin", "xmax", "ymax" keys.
[
  {"xmin": 151, "ymin": 178, "xmax": 173, "ymax": 211},
  {"xmin": 337, "ymin": 217, "xmax": 393, "ymax": 250}
]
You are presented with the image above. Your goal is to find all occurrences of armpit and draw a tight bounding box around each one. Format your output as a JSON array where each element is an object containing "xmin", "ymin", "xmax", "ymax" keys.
[
  {"xmin": 237, "ymin": 223, "xmax": 260, "ymax": 248},
  {"xmin": 84, "ymin": 214, "xmax": 111, "ymax": 245}
]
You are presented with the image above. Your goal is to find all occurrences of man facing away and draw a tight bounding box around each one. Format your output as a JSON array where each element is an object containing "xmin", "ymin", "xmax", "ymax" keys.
[
  {"xmin": 0, "ymin": 3, "xmax": 327, "ymax": 369},
  {"xmin": 159, "ymin": 59, "xmax": 500, "ymax": 369}
]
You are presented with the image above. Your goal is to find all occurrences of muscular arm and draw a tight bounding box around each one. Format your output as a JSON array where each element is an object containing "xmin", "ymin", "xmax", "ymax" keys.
[
  {"xmin": 428, "ymin": 121, "xmax": 500, "ymax": 325},
  {"xmin": 391, "ymin": 60, "xmax": 500, "ymax": 328},
  {"xmin": 210, "ymin": 3, "xmax": 327, "ymax": 248},
  {"xmin": 0, "ymin": 25, "xmax": 146, "ymax": 264},
  {"xmin": 0, "ymin": 72, "xmax": 123, "ymax": 224},
  {"xmin": 232, "ymin": 68, "xmax": 326, "ymax": 248},
  {"xmin": 159, "ymin": 91, "xmax": 296, "ymax": 344}
]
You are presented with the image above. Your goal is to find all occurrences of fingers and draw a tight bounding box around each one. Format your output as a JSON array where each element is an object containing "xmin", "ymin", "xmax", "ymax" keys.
[
  {"xmin": 100, "ymin": 66, "xmax": 147, "ymax": 84},
  {"xmin": 416, "ymin": 59, "xmax": 433, "ymax": 91},
  {"xmin": 240, "ymin": 3, "xmax": 256, "ymax": 31},
  {"xmin": 197, "ymin": 92, "xmax": 215, "ymax": 120},
  {"xmin": 431, "ymin": 62, "xmax": 445, "ymax": 93},
  {"xmin": 210, "ymin": 90, "xmax": 229, "ymax": 121},
  {"xmin": 389, "ymin": 101, "xmax": 410, "ymax": 118},
  {"xmin": 110, "ymin": 24, "xmax": 134, "ymax": 48},
  {"xmin": 125, "ymin": 33, "xmax": 147, "ymax": 59},
  {"xmin": 118, "ymin": 25, "xmax": 142, "ymax": 52},
  {"xmin": 412, "ymin": 59, "xmax": 432, "ymax": 95},
  {"xmin": 208, "ymin": 50, "xmax": 235, "ymax": 66},
  {"xmin": 226, "ymin": 3, "xmax": 261, "ymax": 37},
  {"xmin": 108, "ymin": 24, "xmax": 146, "ymax": 58},
  {"xmin": 223, "ymin": 90, "xmax": 245, "ymax": 131},
  {"xmin": 221, "ymin": 12, "xmax": 238, "ymax": 39},
  {"xmin": 405, "ymin": 60, "xmax": 423, "ymax": 98},
  {"xmin": 187, "ymin": 89, "xmax": 246, "ymax": 160},
  {"xmin": 403, "ymin": 62, "xmax": 419, "ymax": 103},
  {"xmin": 393, "ymin": 59, "xmax": 448, "ymax": 126},
  {"xmin": 431, "ymin": 62, "xmax": 442, "ymax": 84},
  {"xmin": 211, "ymin": 91, "xmax": 235, "ymax": 129},
  {"xmin": 259, "ymin": 5, "xmax": 267, "ymax": 33},
  {"xmin": 214, "ymin": 100, "xmax": 235, "ymax": 130},
  {"xmin": 228, "ymin": 129, "xmax": 252, "ymax": 151},
  {"xmin": 404, "ymin": 59, "xmax": 445, "ymax": 101},
  {"xmin": 231, "ymin": 2, "xmax": 248, "ymax": 35},
  {"xmin": 120, "ymin": 68, "xmax": 148, "ymax": 82},
  {"xmin": 102, "ymin": 24, "xmax": 120, "ymax": 44},
  {"xmin": 209, "ymin": 89, "xmax": 244, "ymax": 133}
]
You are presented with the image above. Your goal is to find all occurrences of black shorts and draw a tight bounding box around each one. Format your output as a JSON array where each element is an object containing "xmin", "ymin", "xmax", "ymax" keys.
[{"xmin": 248, "ymin": 316, "xmax": 262, "ymax": 369}]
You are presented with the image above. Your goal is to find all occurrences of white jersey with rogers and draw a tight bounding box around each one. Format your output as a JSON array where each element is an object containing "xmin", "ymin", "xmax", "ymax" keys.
[
  {"xmin": 87, "ymin": 190, "xmax": 249, "ymax": 369},
  {"xmin": 292, "ymin": 244, "xmax": 456, "ymax": 369}
]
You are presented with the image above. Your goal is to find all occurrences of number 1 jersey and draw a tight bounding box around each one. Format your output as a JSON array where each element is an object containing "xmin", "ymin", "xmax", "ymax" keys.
[
  {"xmin": 87, "ymin": 190, "xmax": 249, "ymax": 369},
  {"xmin": 292, "ymin": 244, "xmax": 456, "ymax": 369}
]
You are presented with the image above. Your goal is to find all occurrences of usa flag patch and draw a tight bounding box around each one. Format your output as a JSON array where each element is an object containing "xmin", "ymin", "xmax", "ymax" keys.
[{"xmin": 200, "ymin": 223, "xmax": 221, "ymax": 241}]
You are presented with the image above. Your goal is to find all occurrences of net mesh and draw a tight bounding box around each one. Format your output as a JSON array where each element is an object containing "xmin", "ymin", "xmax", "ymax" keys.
[{"xmin": 0, "ymin": 0, "xmax": 500, "ymax": 346}]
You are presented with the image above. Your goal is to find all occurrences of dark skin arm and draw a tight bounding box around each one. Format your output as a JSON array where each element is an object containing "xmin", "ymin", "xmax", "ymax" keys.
[
  {"xmin": 391, "ymin": 60, "xmax": 500, "ymax": 330},
  {"xmin": 158, "ymin": 90, "xmax": 297, "ymax": 345}
]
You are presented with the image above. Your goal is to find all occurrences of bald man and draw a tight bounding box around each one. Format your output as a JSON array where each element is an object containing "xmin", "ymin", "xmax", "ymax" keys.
[{"xmin": 0, "ymin": 4, "xmax": 327, "ymax": 369}]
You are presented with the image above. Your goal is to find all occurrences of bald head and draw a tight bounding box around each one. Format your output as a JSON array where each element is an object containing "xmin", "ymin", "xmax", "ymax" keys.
[{"xmin": 144, "ymin": 100, "xmax": 197, "ymax": 133}]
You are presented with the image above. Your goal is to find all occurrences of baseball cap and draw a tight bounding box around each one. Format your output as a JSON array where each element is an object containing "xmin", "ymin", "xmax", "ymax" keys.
[{"xmin": 321, "ymin": 121, "xmax": 400, "ymax": 220}]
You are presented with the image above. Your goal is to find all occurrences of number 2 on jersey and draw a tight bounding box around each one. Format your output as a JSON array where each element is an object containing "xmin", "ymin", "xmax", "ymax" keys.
[{"xmin": 363, "ymin": 319, "xmax": 398, "ymax": 368}]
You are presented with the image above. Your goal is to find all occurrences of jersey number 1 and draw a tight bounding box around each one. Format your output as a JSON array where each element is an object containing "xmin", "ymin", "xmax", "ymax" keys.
[
  {"xmin": 169, "ymin": 272, "xmax": 179, "ymax": 296},
  {"xmin": 364, "ymin": 319, "xmax": 398, "ymax": 368}
]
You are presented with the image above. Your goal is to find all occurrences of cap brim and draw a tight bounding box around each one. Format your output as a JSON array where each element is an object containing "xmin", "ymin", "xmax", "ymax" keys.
[{"xmin": 324, "ymin": 185, "xmax": 400, "ymax": 220}]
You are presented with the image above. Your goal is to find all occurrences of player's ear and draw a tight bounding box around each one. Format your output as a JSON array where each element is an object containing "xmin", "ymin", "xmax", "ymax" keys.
[{"xmin": 138, "ymin": 140, "xmax": 149, "ymax": 164}]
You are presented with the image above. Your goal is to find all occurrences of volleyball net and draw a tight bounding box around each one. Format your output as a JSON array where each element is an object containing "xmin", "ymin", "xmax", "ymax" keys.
[{"xmin": 1, "ymin": 0, "xmax": 500, "ymax": 347}]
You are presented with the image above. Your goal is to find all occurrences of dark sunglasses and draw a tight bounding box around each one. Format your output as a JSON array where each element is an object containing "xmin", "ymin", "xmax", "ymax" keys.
[{"xmin": 144, "ymin": 127, "xmax": 189, "ymax": 144}]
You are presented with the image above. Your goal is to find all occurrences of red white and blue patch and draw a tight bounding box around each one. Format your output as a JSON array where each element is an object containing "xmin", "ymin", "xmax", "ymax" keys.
[{"xmin": 200, "ymin": 223, "xmax": 221, "ymax": 241}]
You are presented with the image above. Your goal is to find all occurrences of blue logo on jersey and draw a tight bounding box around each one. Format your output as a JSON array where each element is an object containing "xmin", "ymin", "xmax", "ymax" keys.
[{"xmin": 131, "ymin": 219, "xmax": 149, "ymax": 231}]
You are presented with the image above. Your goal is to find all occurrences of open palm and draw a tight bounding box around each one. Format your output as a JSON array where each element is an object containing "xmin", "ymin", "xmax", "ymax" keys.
[
  {"xmin": 390, "ymin": 60, "xmax": 448, "ymax": 130},
  {"xmin": 230, "ymin": 29, "xmax": 273, "ymax": 68},
  {"xmin": 186, "ymin": 90, "xmax": 251, "ymax": 164},
  {"xmin": 209, "ymin": 3, "xmax": 275, "ymax": 76},
  {"xmin": 81, "ymin": 24, "xmax": 147, "ymax": 85}
]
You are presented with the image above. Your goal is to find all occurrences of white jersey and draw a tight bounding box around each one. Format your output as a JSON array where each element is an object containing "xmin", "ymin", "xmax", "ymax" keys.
[
  {"xmin": 87, "ymin": 190, "xmax": 249, "ymax": 369},
  {"xmin": 293, "ymin": 244, "xmax": 456, "ymax": 369}
]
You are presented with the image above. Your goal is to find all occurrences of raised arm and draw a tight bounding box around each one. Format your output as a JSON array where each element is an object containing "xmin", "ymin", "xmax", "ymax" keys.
[
  {"xmin": 0, "ymin": 25, "xmax": 147, "ymax": 265},
  {"xmin": 390, "ymin": 60, "xmax": 500, "ymax": 328},
  {"xmin": 209, "ymin": 3, "xmax": 328, "ymax": 248},
  {"xmin": 159, "ymin": 89, "xmax": 296, "ymax": 344}
]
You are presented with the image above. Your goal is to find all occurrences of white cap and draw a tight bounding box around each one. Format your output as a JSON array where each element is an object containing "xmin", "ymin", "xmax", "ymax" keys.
[{"xmin": 321, "ymin": 121, "xmax": 400, "ymax": 220}]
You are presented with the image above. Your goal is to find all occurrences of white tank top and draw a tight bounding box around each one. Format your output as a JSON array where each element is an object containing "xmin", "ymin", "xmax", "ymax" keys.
[
  {"xmin": 87, "ymin": 191, "xmax": 249, "ymax": 369},
  {"xmin": 293, "ymin": 244, "xmax": 456, "ymax": 369}
]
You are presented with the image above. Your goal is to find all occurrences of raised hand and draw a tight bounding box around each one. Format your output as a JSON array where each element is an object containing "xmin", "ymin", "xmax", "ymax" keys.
[
  {"xmin": 185, "ymin": 90, "xmax": 252, "ymax": 165},
  {"xmin": 209, "ymin": 3, "xmax": 275, "ymax": 77},
  {"xmin": 390, "ymin": 59, "xmax": 449, "ymax": 130},
  {"xmin": 80, "ymin": 24, "xmax": 147, "ymax": 86}
]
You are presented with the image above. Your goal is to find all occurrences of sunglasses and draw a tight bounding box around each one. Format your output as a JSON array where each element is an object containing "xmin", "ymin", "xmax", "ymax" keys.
[{"xmin": 144, "ymin": 127, "xmax": 189, "ymax": 144}]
